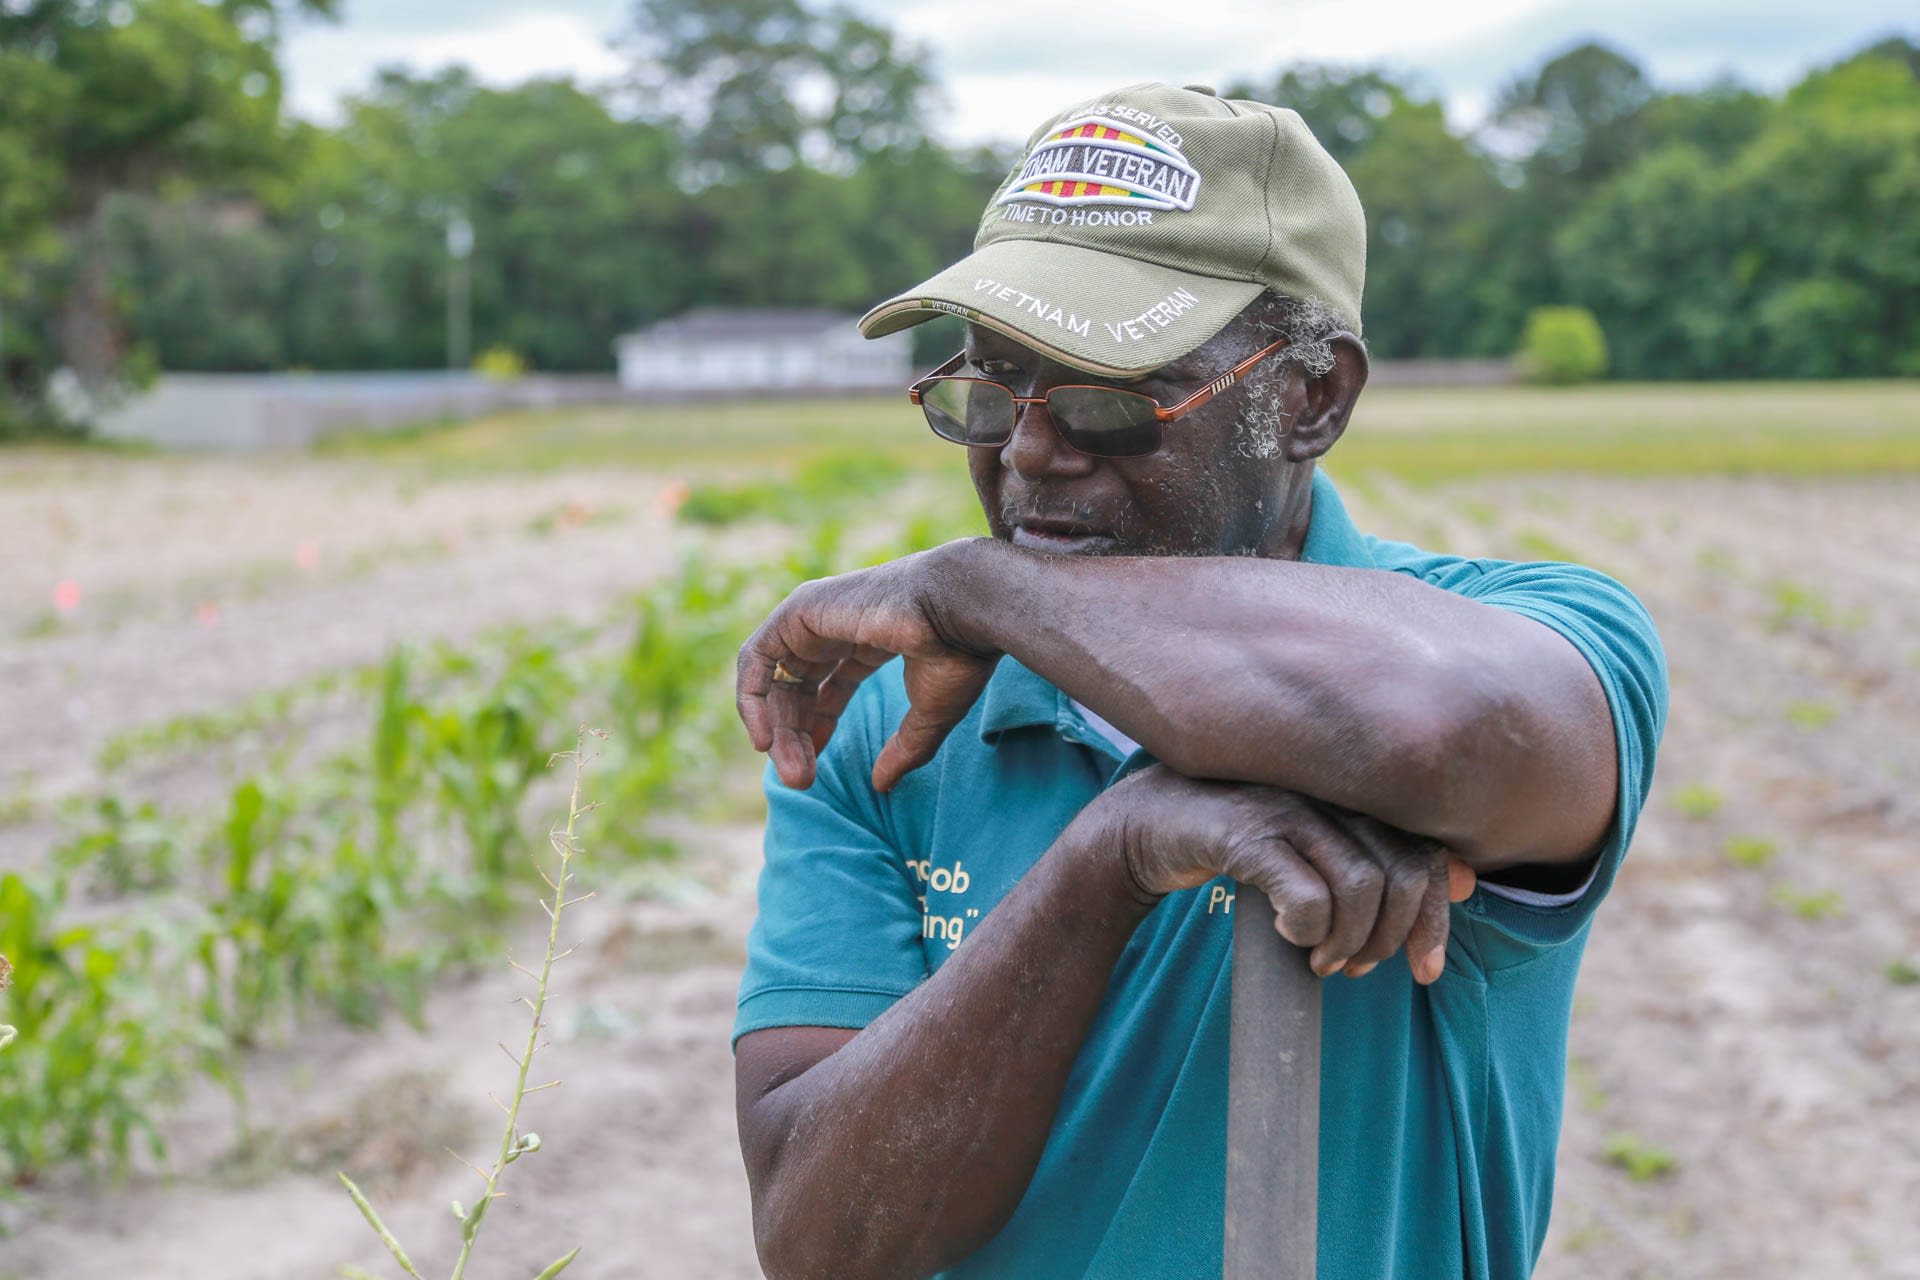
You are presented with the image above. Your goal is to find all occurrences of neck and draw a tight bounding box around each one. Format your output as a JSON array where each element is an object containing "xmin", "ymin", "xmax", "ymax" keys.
[{"xmin": 1253, "ymin": 463, "xmax": 1316, "ymax": 560}]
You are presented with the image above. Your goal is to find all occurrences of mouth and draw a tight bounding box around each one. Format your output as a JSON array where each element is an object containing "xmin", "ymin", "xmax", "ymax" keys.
[{"xmin": 1008, "ymin": 517, "xmax": 1117, "ymax": 555}]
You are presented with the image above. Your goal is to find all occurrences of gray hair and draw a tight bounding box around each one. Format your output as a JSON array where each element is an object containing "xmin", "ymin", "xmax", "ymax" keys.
[{"xmin": 1230, "ymin": 292, "xmax": 1350, "ymax": 460}]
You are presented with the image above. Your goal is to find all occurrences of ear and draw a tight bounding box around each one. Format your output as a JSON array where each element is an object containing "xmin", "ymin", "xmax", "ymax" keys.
[{"xmin": 1280, "ymin": 334, "xmax": 1368, "ymax": 463}]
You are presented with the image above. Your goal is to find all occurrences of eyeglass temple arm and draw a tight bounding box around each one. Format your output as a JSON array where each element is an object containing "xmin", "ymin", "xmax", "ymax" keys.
[
  {"xmin": 1156, "ymin": 337, "xmax": 1290, "ymax": 420},
  {"xmin": 908, "ymin": 351, "xmax": 971, "ymax": 400}
]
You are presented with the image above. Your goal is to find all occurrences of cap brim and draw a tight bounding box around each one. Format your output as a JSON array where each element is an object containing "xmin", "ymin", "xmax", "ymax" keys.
[{"xmin": 859, "ymin": 240, "xmax": 1262, "ymax": 378}]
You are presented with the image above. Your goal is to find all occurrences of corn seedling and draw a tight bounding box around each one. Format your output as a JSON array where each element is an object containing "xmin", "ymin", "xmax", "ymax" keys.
[
  {"xmin": 53, "ymin": 795, "xmax": 181, "ymax": 897},
  {"xmin": 1672, "ymin": 784, "xmax": 1724, "ymax": 819},
  {"xmin": 0, "ymin": 461, "xmax": 951, "ymax": 1180},
  {"xmin": 0, "ymin": 873, "xmax": 173, "ymax": 1182},
  {"xmin": 1601, "ymin": 1132, "xmax": 1677, "ymax": 1182},
  {"xmin": 1723, "ymin": 835, "xmax": 1778, "ymax": 868},
  {"xmin": 340, "ymin": 727, "xmax": 605, "ymax": 1280}
]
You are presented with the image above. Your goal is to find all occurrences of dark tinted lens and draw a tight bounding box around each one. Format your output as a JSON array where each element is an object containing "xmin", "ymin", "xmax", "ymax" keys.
[
  {"xmin": 1045, "ymin": 387, "xmax": 1164, "ymax": 457},
  {"xmin": 921, "ymin": 378, "xmax": 1014, "ymax": 445}
]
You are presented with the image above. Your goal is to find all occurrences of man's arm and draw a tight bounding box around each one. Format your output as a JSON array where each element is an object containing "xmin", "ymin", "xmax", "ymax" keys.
[
  {"xmin": 938, "ymin": 541, "xmax": 1618, "ymax": 869},
  {"xmin": 736, "ymin": 539, "xmax": 1617, "ymax": 872},
  {"xmin": 736, "ymin": 771, "xmax": 1470, "ymax": 1280}
]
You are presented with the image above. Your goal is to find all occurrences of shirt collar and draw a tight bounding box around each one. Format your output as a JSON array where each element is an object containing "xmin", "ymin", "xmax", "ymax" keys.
[{"xmin": 978, "ymin": 468, "xmax": 1372, "ymax": 741}]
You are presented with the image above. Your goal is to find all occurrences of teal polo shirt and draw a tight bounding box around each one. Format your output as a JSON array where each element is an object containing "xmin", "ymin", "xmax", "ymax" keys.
[{"xmin": 733, "ymin": 470, "xmax": 1667, "ymax": 1280}]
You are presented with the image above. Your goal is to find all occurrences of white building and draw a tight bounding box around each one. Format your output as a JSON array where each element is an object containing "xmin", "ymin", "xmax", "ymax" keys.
[{"xmin": 614, "ymin": 308, "xmax": 915, "ymax": 396}]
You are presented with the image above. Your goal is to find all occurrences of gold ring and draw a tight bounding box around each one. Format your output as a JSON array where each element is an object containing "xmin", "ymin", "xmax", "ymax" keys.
[{"xmin": 771, "ymin": 660, "xmax": 806, "ymax": 686}]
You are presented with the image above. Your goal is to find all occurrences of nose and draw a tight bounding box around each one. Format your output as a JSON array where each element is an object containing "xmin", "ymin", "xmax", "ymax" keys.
[{"xmin": 1001, "ymin": 396, "xmax": 1095, "ymax": 481}]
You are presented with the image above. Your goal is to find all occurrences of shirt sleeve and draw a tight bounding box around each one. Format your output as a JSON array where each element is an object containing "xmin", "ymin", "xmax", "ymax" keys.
[
  {"xmin": 732, "ymin": 672, "xmax": 930, "ymax": 1050},
  {"xmin": 1379, "ymin": 548, "xmax": 1669, "ymax": 970}
]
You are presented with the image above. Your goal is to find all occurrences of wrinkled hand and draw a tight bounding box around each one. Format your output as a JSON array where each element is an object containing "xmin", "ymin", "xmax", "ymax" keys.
[
  {"xmin": 736, "ymin": 544, "xmax": 998, "ymax": 793},
  {"xmin": 1088, "ymin": 766, "xmax": 1477, "ymax": 984}
]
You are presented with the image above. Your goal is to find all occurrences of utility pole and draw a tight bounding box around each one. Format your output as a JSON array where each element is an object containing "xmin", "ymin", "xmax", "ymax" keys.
[
  {"xmin": 1225, "ymin": 885, "xmax": 1321, "ymax": 1280},
  {"xmin": 446, "ymin": 212, "xmax": 474, "ymax": 371}
]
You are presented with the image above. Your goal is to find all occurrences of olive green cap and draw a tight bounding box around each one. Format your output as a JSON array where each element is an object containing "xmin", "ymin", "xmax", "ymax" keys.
[{"xmin": 859, "ymin": 81, "xmax": 1366, "ymax": 377}]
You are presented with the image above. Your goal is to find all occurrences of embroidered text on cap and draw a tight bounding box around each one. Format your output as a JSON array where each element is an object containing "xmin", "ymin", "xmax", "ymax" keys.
[{"xmin": 997, "ymin": 116, "xmax": 1202, "ymax": 213}]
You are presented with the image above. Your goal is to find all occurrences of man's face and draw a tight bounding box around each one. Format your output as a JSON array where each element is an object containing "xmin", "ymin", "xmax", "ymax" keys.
[{"xmin": 962, "ymin": 313, "xmax": 1302, "ymax": 558}]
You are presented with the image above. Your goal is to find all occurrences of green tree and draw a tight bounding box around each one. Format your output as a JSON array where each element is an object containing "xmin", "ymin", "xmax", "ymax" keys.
[
  {"xmin": 627, "ymin": 0, "xmax": 937, "ymax": 181},
  {"xmin": 1516, "ymin": 306, "xmax": 1608, "ymax": 384},
  {"xmin": 1343, "ymin": 98, "xmax": 1507, "ymax": 357},
  {"xmin": 1223, "ymin": 65, "xmax": 1423, "ymax": 168},
  {"xmin": 0, "ymin": 0, "xmax": 337, "ymax": 393},
  {"xmin": 273, "ymin": 71, "xmax": 689, "ymax": 371},
  {"xmin": 1558, "ymin": 49, "xmax": 1920, "ymax": 380}
]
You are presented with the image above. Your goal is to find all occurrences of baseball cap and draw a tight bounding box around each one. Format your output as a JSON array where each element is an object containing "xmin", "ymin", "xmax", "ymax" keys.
[{"xmin": 858, "ymin": 82, "xmax": 1367, "ymax": 378}]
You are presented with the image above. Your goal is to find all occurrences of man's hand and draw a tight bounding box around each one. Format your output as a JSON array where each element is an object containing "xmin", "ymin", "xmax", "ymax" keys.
[
  {"xmin": 736, "ymin": 543, "xmax": 998, "ymax": 793},
  {"xmin": 1086, "ymin": 766, "xmax": 1476, "ymax": 984}
]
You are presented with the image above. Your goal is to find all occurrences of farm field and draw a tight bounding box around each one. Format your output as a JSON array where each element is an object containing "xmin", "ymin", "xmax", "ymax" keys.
[{"xmin": 3, "ymin": 381, "xmax": 1920, "ymax": 1279}]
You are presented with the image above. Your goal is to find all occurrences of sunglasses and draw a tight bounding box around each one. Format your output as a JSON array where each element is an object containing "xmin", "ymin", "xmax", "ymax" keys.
[{"xmin": 907, "ymin": 336, "xmax": 1289, "ymax": 459}]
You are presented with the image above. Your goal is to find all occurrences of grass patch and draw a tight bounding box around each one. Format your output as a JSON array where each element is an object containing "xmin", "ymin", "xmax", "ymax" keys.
[
  {"xmin": 1885, "ymin": 958, "xmax": 1920, "ymax": 987},
  {"xmin": 1671, "ymin": 784, "xmax": 1724, "ymax": 819},
  {"xmin": 1695, "ymin": 547, "xmax": 1736, "ymax": 576},
  {"xmin": 678, "ymin": 452, "xmax": 908, "ymax": 527},
  {"xmin": 1601, "ymin": 1132, "xmax": 1677, "ymax": 1182},
  {"xmin": 318, "ymin": 395, "xmax": 945, "ymax": 473},
  {"xmin": 1567, "ymin": 1056, "xmax": 1608, "ymax": 1113},
  {"xmin": 1770, "ymin": 884, "xmax": 1845, "ymax": 922},
  {"xmin": 1723, "ymin": 835, "xmax": 1778, "ymax": 868},
  {"xmin": 1784, "ymin": 700, "xmax": 1838, "ymax": 730},
  {"xmin": 1764, "ymin": 580, "xmax": 1866, "ymax": 632},
  {"xmin": 299, "ymin": 381, "xmax": 1920, "ymax": 481},
  {"xmin": 1513, "ymin": 528, "xmax": 1583, "ymax": 564},
  {"xmin": 1334, "ymin": 380, "xmax": 1920, "ymax": 484}
]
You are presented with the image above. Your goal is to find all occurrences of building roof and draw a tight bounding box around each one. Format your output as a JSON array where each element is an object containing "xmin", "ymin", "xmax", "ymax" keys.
[{"xmin": 622, "ymin": 307, "xmax": 858, "ymax": 344}]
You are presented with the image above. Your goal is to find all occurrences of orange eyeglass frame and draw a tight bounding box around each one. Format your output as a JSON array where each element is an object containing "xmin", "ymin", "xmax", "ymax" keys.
[{"xmin": 908, "ymin": 335, "xmax": 1291, "ymax": 429}]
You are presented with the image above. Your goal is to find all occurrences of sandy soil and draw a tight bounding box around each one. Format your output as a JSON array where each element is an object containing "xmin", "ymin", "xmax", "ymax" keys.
[{"xmin": 3, "ymin": 451, "xmax": 1918, "ymax": 1279}]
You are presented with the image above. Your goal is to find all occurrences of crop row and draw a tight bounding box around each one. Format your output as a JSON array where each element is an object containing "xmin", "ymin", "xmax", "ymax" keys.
[{"xmin": 0, "ymin": 462, "xmax": 982, "ymax": 1186}]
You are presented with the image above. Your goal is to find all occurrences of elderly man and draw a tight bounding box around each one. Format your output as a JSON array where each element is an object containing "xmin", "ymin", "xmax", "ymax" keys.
[{"xmin": 728, "ymin": 83, "xmax": 1666, "ymax": 1280}]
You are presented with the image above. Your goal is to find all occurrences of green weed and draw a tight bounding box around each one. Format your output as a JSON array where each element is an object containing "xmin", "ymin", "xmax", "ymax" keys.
[
  {"xmin": 1784, "ymin": 701, "xmax": 1838, "ymax": 730},
  {"xmin": 1770, "ymin": 884, "xmax": 1845, "ymax": 922},
  {"xmin": 1695, "ymin": 547, "xmax": 1736, "ymax": 576},
  {"xmin": 1885, "ymin": 958, "xmax": 1920, "ymax": 987},
  {"xmin": 1722, "ymin": 835, "xmax": 1778, "ymax": 868},
  {"xmin": 1765, "ymin": 580, "xmax": 1866, "ymax": 632},
  {"xmin": 1514, "ymin": 529, "xmax": 1582, "ymax": 564},
  {"xmin": 340, "ymin": 730, "xmax": 605, "ymax": 1280},
  {"xmin": 1596, "ymin": 515, "xmax": 1642, "ymax": 543},
  {"xmin": 1671, "ymin": 784, "xmax": 1724, "ymax": 819},
  {"xmin": 1567, "ymin": 1056, "xmax": 1608, "ymax": 1113},
  {"xmin": 1601, "ymin": 1132, "xmax": 1677, "ymax": 1182}
]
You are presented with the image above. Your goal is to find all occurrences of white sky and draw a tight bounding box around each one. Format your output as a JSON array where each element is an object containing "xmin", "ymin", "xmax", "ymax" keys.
[{"xmin": 283, "ymin": 0, "xmax": 1919, "ymax": 142}]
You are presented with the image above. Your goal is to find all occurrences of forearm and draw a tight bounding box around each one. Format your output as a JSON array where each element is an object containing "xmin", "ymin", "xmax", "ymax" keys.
[
  {"xmin": 744, "ymin": 815, "xmax": 1153, "ymax": 1280},
  {"xmin": 938, "ymin": 539, "xmax": 1606, "ymax": 865}
]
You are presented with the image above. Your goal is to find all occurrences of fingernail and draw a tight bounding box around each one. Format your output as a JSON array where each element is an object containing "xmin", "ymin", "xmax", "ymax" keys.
[
  {"xmin": 1346, "ymin": 961, "xmax": 1377, "ymax": 979},
  {"xmin": 1310, "ymin": 950, "xmax": 1342, "ymax": 977},
  {"xmin": 1423, "ymin": 945, "xmax": 1446, "ymax": 982}
]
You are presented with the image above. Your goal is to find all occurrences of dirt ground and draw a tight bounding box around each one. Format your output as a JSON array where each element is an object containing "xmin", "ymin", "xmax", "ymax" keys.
[{"xmin": 2, "ymin": 448, "xmax": 1918, "ymax": 1279}]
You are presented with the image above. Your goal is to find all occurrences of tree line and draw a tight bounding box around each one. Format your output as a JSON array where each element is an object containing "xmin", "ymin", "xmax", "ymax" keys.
[{"xmin": 1, "ymin": 0, "xmax": 1915, "ymax": 430}]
